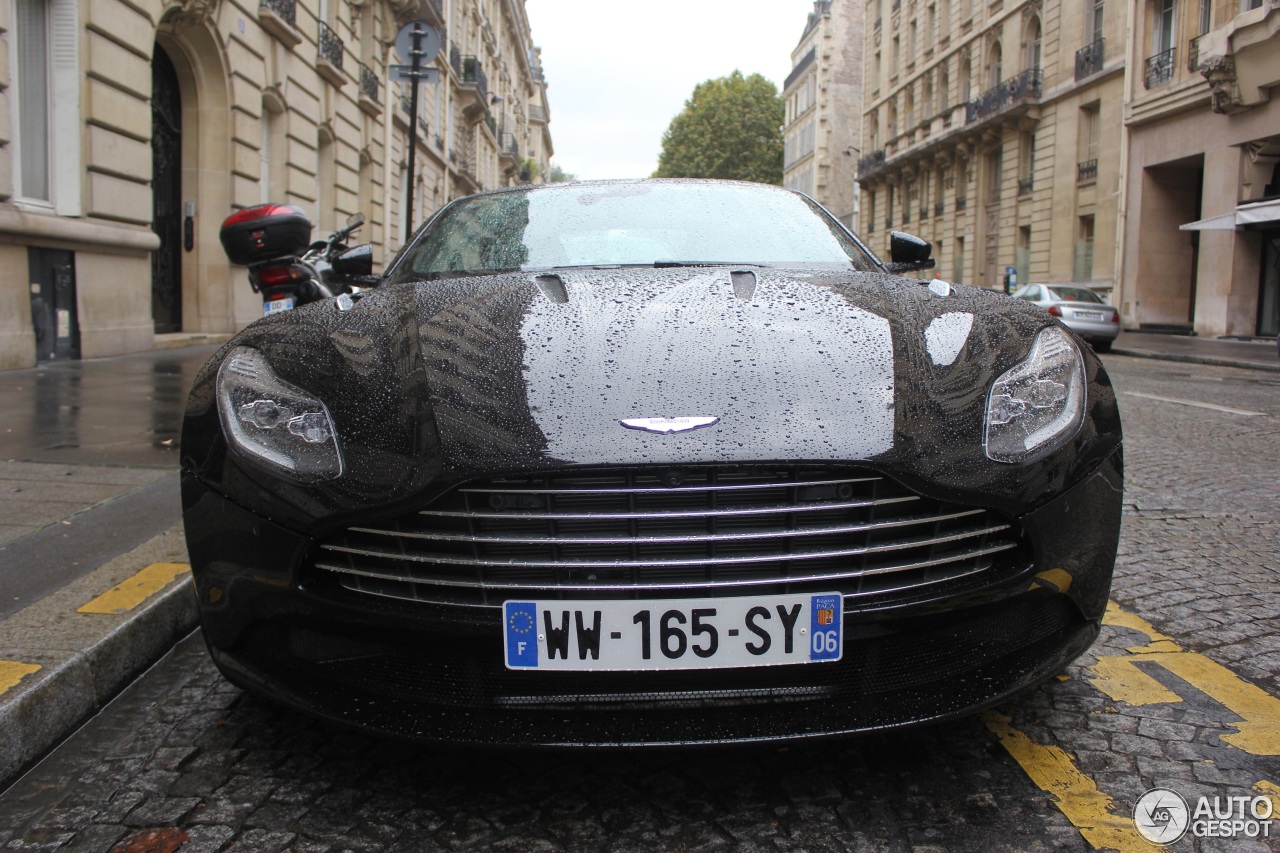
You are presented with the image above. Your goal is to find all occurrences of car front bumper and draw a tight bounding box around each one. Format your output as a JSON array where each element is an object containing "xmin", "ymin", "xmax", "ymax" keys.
[{"xmin": 183, "ymin": 450, "xmax": 1122, "ymax": 746}]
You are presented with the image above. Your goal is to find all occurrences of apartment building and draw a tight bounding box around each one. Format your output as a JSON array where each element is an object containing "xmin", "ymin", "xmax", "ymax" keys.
[
  {"xmin": 857, "ymin": 0, "xmax": 1125, "ymax": 295},
  {"xmin": 2, "ymin": 0, "xmax": 552, "ymax": 369},
  {"xmin": 783, "ymin": 0, "xmax": 863, "ymax": 228},
  {"xmin": 1118, "ymin": 0, "xmax": 1279, "ymax": 338}
]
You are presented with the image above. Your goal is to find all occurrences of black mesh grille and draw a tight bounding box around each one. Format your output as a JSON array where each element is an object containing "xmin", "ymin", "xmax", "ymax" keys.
[{"xmin": 313, "ymin": 467, "xmax": 1025, "ymax": 607}]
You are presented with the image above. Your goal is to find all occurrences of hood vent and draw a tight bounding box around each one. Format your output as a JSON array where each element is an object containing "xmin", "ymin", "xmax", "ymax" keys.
[{"xmin": 534, "ymin": 274, "xmax": 569, "ymax": 304}]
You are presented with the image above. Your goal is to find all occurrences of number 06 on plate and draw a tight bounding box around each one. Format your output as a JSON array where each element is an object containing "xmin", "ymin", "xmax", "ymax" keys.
[{"xmin": 504, "ymin": 592, "xmax": 843, "ymax": 671}]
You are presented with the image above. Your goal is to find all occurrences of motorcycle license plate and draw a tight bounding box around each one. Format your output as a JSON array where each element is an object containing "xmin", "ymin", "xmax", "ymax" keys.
[
  {"xmin": 503, "ymin": 592, "xmax": 843, "ymax": 671},
  {"xmin": 264, "ymin": 297, "xmax": 295, "ymax": 315}
]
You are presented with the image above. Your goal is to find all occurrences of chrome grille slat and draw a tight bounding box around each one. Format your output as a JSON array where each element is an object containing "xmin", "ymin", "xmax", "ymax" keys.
[
  {"xmin": 313, "ymin": 468, "xmax": 1027, "ymax": 607},
  {"xmin": 347, "ymin": 508, "xmax": 985, "ymax": 546},
  {"xmin": 459, "ymin": 477, "xmax": 878, "ymax": 495},
  {"xmin": 320, "ymin": 523, "xmax": 1011, "ymax": 570},
  {"xmin": 416, "ymin": 494, "xmax": 919, "ymax": 521},
  {"xmin": 318, "ymin": 541, "xmax": 1016, "ymax": 592}
]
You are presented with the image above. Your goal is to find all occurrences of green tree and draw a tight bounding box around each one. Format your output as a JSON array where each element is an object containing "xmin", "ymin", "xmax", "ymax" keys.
[
  {"xmin": 654, "ymin": 71, "xmax": 784, "ymax": 184},
  {"xmin": 547, "ymin": 163, "xmax": 576, "ymax": 183}
]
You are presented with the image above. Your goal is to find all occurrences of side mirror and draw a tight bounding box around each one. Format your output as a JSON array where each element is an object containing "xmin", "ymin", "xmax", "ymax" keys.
[
  {"xmin": 331, "ymin": 244, "xmax": 374, "ymax": 278},
  {"xmin": 345, "ymin": 212, "xmax": 365, "ymax": 230},
  {"xmin": 885, "ymin": 231, "xmax": 936, "ymax": 274}
]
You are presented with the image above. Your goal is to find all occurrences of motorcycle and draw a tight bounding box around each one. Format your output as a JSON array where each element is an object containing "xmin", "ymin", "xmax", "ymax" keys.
[{"xmin": 219, "ymin": 204, "xmax": 376, "ymax": 315}]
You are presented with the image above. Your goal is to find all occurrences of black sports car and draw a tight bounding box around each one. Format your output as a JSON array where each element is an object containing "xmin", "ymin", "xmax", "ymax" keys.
[{"xmin": 181, "ymin": 179, "xmax": 1122, "ymax": 746}]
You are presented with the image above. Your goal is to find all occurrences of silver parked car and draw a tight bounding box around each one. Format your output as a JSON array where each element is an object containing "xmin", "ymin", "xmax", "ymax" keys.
[{"xmin": 1011, "ymin": 284, "xmax": 1121, "ymax": 352}]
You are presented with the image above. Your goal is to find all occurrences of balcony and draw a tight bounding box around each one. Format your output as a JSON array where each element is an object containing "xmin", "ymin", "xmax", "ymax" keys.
[
  {"xmin": 956, "ymin": 197, "xmax": 967, "ymax": 211},
  {"xmin": 965, "ymin": 68, "xmax": 1042, "ymax": 124},
  {"xmin": 358, "ymin": 62, "xmax": 380, "ymax": 115},
  {"xmin": 885, "ymin": 218, "xmax": 893, "ymax": 229},
  {"xmin": 529, "ymin": 104, "xmax": 548, "ymax": 124},
  {"xmin": 434, "ymin": 132, "xmax": 444, "ymax": 152},
  {"xmin": 935, "ymin": 201, "xmax": 945, "ymax": 217},
  {"xmin": 1187, "ymin": 33, "xmax": 1204, "ymax": 72},
  {"xmin": 902, "ymin": 208, "xmax": 911, "ymax": 224},
  {"xmin": 258, "ymin": 0, "xmax": 300, "ymax": 46},
  {"xmin": 499, "ymin": 132, "xmax": 519, "ymax": 172},
  {"xmin": 1144, "ymin": 47, "xmax": 1176, "ymax": 88},
  {"xmin": 1075, "ymin": 38, "xmax": 1104, "ymax": 81},
  {"xmin": 1018, "ymin": 177, "xmax": 1034, "ymax": 196},
  {"xmin": 919, "ymin": 207, "xmax": 929, "ymax": 221},
  {"xmin": 457, "ymin": 56, "xmax": 489, "ymax": 117},
  {"xmin": 1077, "ymin": 159, "xmax": 1098, "ymax": 183},
  {"xmin": 317, "ymin": 22, "xmax": 345, "ymax": 87},
  {"xmin": 450, "ymin": 44, "xmax": 462, "ymax": 77},
  {"xmin": 858, "ymin": 149, "xmax": 887, "ymax": 179}
]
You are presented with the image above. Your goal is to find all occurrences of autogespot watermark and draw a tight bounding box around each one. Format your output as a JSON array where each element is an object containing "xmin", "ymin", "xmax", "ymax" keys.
[{"xmin": 1133, "ymin": 787, "xmax": 1275, "ymax": 844}]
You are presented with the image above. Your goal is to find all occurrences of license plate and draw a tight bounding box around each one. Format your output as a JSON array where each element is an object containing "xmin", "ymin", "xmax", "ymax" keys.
[
  {"xmin": 1074, "ymin": 309, "xmax": 1103, "ymax": 320},
  {"xmin": 503, "ymin": 592, "xmax": 843, "ymax": 671},
  {"xmin": 264, "ymin": 297, "xmax": 295, "ymax": 314}
]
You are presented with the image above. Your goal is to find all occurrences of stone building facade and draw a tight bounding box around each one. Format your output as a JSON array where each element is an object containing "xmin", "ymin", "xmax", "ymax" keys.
[
  {"xmin": 857, "ymin": 0, "xmax": 1126, "ymax": 296},
  {"xmin": 2, "ymin": 0, "xmax": 552, "ymax": 369},
  {"xmin": 1118, "ymin": 0, "xmax": 1279, "ymax": 338},
  {"xmin": 783, "ymin": 0, "xmax": 863, "ymax": 229}
]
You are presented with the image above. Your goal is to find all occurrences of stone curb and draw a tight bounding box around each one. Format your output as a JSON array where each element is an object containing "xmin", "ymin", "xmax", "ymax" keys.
[
  {"xmin": 0, "ymin": 576, "xmax": 198, "ymax": 789},
  {"xmin": 1109, "ymin": 346, "xmax": 1280, "ymax": 373}
]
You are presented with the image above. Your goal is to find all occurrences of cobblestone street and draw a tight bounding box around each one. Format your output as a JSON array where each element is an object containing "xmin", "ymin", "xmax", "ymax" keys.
[{"xmin": 0, "ymin": 353, "xmax": 1277, "ymax": 852}]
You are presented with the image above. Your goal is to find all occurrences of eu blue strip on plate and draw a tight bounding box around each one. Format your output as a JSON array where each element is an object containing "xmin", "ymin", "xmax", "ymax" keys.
[
  {"xmin": 809, "ymin": 594, "xmax": 842, "ymax": 661},
  {"xmin": 505, "ymin": 601, "xmax": 539, "ymax": 668}
]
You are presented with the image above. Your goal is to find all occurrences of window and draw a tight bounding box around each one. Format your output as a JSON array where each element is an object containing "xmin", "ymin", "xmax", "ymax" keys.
[
  {"xmin": 928, "ymin": 4, "xmax": 937, "ymax": 41},
  {"xmin": 955, "ymin": 236, "xmax": 965, "ymax": 281},
  {"xmin": 1198, "ymin": 0, "xmax": 1212, "ymax": 32},
  {"xmin": 939, "ymin": 66, "xmax": 950, "ymax": 112},
  {"xmin": 1075, "ymin": 216, "xmax": 1095, "ymax": 281},
  {"xmin": 988, "ymin": 148, "xmax": 1003, "ymax": 200},
  {"xmin": 1087, "ymin": 0, "xmax": 1105, "ymax": 42},
  {"xmin": 1020, "ymin": 132, "xmax": 1035, "ymax": 180},
  {"xmin": 892, "ymin": 36, "xmax": 900, "ymax": 74},
  {"xmin": 1154, "ymin": 0, "xmax": 1176, "ymax": 53},
  {"xmin": 987, "ymin": 40, "xmax": 1003, "ymax": 87},
  {"xmin": 1080, "ymin": 104, "xmax": 1100, "ymax": 162},
  {"xmin": 10, "ymin": 0, "xmax": 79, "ymax": 211},
  {"xmin": 960, "ymin": 55, "xmax": 972, "ymax": 100},
  {"xmin": 13, "ymin": 0, "xmax": 51, "ymax": 201},
  {"xmin": 908, "ymin": 21, "xmax": 917, "ymax": 64},
  {"xmin": 1016, "ymin": 226, "xmax": 1031, "ymax": 283},
  {"xmin": 1025, "ymin": 18, "xmax": 1042, "ymax": 69}
]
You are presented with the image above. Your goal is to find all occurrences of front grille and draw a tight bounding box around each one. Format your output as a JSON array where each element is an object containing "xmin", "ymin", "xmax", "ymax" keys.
[{"xmin": 314, "ymin": 468, "xmax": 1024, "ymax": 607}]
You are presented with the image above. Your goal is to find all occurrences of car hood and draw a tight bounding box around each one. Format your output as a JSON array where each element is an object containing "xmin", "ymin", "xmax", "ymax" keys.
[{"xmin": 181, "ymin": 266, "xmax": 1121, "ymax": 529}]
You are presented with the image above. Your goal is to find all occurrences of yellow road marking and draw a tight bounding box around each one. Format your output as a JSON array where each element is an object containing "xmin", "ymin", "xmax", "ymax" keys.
[
  {"xmin": 77, "ymin": 562, "xmax": 190, "ymax": 615},
  {"xmin": 1254, "ymin": 781, "xmax": 1280, "ymax": 816},
  {"xmin": 1090, "ymin": 603, "xmax": 1280, "ymax": 756},
  {"xmin": 0, "ymin": 660, "xmax": 41, "ymax": 694},
  {"xmin": 984, "ymin": 711, "xmax": 1165, "ymax": 852},
  {"xmin": 1089, "ymin": 655, "xmax": 1182, "ymax": 706}
]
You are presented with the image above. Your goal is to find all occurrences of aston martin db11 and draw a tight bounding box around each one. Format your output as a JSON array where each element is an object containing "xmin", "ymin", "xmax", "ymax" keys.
[{"xmin": 181, "ymin": 179, "xmax": 1123, "ymax": 745}]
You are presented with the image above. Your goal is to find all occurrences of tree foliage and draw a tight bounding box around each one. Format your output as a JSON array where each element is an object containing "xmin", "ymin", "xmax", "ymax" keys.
[
  {"xmin": 654, "ymin": 71, "xmax": 784, "ymax": 184},
  {"xmin": 547, "ymin": 163, "xmax": 576, "ymax": 183}
]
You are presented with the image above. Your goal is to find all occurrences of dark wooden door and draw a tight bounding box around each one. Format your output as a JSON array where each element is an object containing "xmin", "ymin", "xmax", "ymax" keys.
[{"xmin": 150, "ymin": 46, "xmax": 183, "ymax": 334}]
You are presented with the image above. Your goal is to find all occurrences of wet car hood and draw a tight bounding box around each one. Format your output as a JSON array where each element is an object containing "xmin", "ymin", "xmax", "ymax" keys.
[{"xmin": 181, "ymin": 266, "xmax": 1121, "ymax": 531}]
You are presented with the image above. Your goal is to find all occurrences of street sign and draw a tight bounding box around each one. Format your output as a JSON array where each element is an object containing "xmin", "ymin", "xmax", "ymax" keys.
[
  {"xmin": 394, "ymin": 21, "xmax": 441, "ymax": 67},
  {"xmin": 389, "ymin": 65, "xmax": 440, "ymax": 84}
]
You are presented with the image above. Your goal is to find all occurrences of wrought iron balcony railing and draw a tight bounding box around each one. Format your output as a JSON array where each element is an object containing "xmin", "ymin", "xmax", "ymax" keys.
[
  {"xmin": 935, "ymin": 202, "xmax": 945, "ymax": 217},
  {"xmin": 463, "ymin": 56, "xmax": 489, "ymax": 102},
  {"xmin": 885, "ymin": 218, "xmax": 893, "ymax": 229},
  {"xmin": 1187, "ymin": 34, "xmax": 1204, "ymax": 72},
  {"xmin": 1075, "ymin": 38, "xmax": 1104, "ymax": 81},
  {"xmin": 435, "ymin": 133, "xmax": 444, "ymax": 152},
  {"xmin": 919, "ymin": 207, "xmax": 929, "ymax": 221},
  {"xmin": 956, "ymin": 197, "xmax": 967, "ymax": 211},
  {"xmin": 359, "ymin": 62, "xmax": 378, "ymax": 103},
  {"xmin": 1018, "ymin": 177, "xmax": 1034, "ymax": 196},
  {"xmin": 966, "ymin": 68, "xmax": 1042, "ymax": 124},
  {"xmin": 902, "ymin": 208, "xmax": 911, "ymax": 224},
  {"xmin": 261, "ymin": 0, "xmax": 295, "ymax": 28},
  {"xmin": 318, "ymin": 21, "xmax": 343, "ymax": 70},
  {"xmin": 1077, "ymin": 159, "xmax": 1098, "ymax": 183},
  {"xmin": 450, "ymin": 44, "xmax": 462, "ymax": 76},
  {"xmin": 858, "ymin": 149, "xmax": 887, "ymax": 178},
  {"xmin": 1144, "ymin": 47, "xmax": 1176, "ymax": 88}
]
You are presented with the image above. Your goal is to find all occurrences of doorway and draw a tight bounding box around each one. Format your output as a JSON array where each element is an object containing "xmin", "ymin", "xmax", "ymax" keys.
[
  {"xmin": 1259, "ymin": 230, "xmax": 1280, "ymax": 337},
  {"xmin": 151, "ymin": 45, "xmax": 183, "ymax": 334},
  {"xmin": 28, "ymin": 248, "xmax": 79, "ymax": 363}
]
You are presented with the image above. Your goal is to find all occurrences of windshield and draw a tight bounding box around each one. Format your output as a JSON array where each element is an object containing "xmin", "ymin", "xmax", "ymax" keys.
[
  {"xmin": 389, "ymin": 182, "xmax": 880, "ymax": 282},
  {"xmin": 1048, "ymin": 286, "xmax": 1105, "ymax": 304}
]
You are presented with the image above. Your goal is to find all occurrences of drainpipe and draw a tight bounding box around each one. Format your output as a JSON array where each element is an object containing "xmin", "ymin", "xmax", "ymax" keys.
[{"xmin": 1113, "ymin": 0, "xmax": 1139, "ymax": 330}]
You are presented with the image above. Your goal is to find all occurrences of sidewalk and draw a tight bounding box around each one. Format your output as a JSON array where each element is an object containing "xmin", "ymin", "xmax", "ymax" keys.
[
  {"xmin": 1110, "ymin": 330, "xmax": 1280, "ymax": 372},
  {"xmin": 0, "ymin": 331, "xmax": 1275, "ymax": 788}
]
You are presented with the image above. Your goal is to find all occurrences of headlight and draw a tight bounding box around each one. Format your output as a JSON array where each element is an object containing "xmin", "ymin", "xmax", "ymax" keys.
[
  {"xmin": 216, "ymin": 347, "xmax": 344, "ymax": 481},
  {"xmin": 984, "ymin": 326, "xmax": 1085, "ymax": 463}
]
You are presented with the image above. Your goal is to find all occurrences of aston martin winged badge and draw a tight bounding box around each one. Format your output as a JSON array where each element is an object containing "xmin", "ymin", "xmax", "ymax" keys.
[{"xmin": 619, "ymin": 416, "xmax": 720, "ymax": 434}]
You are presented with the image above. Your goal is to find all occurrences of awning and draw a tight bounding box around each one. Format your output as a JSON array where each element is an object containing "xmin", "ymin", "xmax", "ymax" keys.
[{"xmin": 1180, "ymin": 198, "xmax": 1280, "ymax": 231}]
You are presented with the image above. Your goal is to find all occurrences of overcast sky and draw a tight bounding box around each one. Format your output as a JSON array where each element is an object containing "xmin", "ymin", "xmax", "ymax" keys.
[{"xmin": 524, "ymin": 1, "xmax": 820, "ymax": 180}]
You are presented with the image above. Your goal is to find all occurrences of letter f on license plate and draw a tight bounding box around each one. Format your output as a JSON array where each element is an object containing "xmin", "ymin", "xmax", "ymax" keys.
[{"xmin": 503, "ymin": 593, "xmax": 842, "ymax": 671}]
